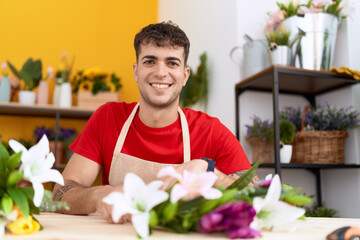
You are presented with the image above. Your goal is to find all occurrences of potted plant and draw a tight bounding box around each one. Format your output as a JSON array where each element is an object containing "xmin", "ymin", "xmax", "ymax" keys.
[
  {"xmin": 33, "ymin": 126, "xmax": 78, "ymax": 166},
  {"xmin": 245, "ymin": 116, "xmax": 274, "ymax": 164},
  {"xmin": 7, "ymin": 58, "xmax": 42, "ymax": 104},
  {"xmin": 279, "ymin": 119, "xmax": 296, "ymax": 163},
  {"xmin": 265, "ymin": 27, "xmax": 292, "ymax": 66},
  {"xmin": 71, "ymin": 67, "xmax": 122, "ymax": 109},
  {"xmin": 270, "ymin": 0, "xmax": 350, "ymax": 70},
  {"xmin": 180, "ymin": 52, "xmax": 208, "ymax": 110}
]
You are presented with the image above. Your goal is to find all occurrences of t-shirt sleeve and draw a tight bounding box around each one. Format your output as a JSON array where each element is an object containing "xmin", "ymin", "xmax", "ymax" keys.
[
  {"xmin": 69, "ymin": 104, "xmax": 107, "ymax": 166},
  {"xmin": 212, "ymin": 120, "xmax": 251, "ymax": 175}
]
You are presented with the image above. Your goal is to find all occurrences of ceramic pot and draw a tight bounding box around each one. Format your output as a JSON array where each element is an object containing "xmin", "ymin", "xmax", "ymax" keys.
[
  {"xmin": 37, "ymin": 80, "xmax": 49, "ymax": 105},
  {"xmin": 59, "ymin": 82, "xmax": 72, "ymax": 107},
  {"xmin": 0, "ymin": 76, "xmax": 11, "ymax": 102},
  {"xmin": 280, "ymin": 144, "xmax": 293, "ymax": 164},
  {"xmin": 19, "ymin": 90, "xmax": 36, "ymax": 105},
  {"xmin": 53, "ymin": 78, "xmax": 62, "ymax": 105}
]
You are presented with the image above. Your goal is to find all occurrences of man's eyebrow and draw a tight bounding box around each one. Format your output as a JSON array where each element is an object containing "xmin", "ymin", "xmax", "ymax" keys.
[
  {"xmin": 166, "ymin": 57, "xmax": 181, "ymax": 63},
  {"xmin": 141, "ymin": 55, "xmax": 157, "ymax": 60},
  {"xmin": 141, "ymin": 55, "xmax": 182, "ymax": 63}
]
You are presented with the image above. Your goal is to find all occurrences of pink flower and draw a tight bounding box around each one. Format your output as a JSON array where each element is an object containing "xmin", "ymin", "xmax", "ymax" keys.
[
  {"xmin": 157, "ymin": 166, "xmax": 222, "ymax": 203},
  {"xmin": 265, "ymin": 10, "xmax": 286, "ymax": 32},
  {"xmin": 198, "ymin": 202, "xmax": 261, "ymax": 239}
]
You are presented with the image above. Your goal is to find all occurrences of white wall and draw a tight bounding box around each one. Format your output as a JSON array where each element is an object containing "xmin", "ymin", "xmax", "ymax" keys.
[{"xmin": 159, "ymin": 0, "xmax": 360, "ymax": 217}]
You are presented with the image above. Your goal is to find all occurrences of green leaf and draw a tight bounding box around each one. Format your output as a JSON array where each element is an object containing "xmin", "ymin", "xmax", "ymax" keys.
[
  {"xmin": 149, "ymin": 210, "xmax": 158, "ymax": 228},
  {"xmin": 7, "ymin": 170, "xmax": 23, "ymax": 186},
  {"xmin": 162, "ymin": 202, "xmax": 178, "ymax": 222},
  {"xmin": 7, "ymin": 60, "xmax": 23, "ymax": 80},
  {"xmin": 0, "ymin": 142, "xmax": 10, "ymax": 172},
  {"xmin": 1, "ymin": 196, "xmax": 13, "ymax": 215},
  {"xmin": 283, "ymin": 194, "xmax": 312, "ymax": 206},
  {"xmin": 7, "ymin": 151, "xmax": 22, "ymax": 170},
  {"xmin": 218, "ymin": 188, "xmax": 238, "ymax": 205},
  {"xmin": 227, "ymin": 161, "xmax": 261, "ymax": 190},
  {"xmin": 20, "ymin": 69, "xmax": 33, "ymax": 90},
  {"xmin": 7, "ymin": 187, "xmax": 30, "ymax": 216},
  {"xmin": 198, "ymin": 198, "xmax": 219, "ymax": 215}
]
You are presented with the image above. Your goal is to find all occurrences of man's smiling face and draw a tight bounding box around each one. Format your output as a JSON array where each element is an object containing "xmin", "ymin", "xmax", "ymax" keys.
[{"xmin": 133, "ymin": 43, "xmax": 190, "ymax": 109}]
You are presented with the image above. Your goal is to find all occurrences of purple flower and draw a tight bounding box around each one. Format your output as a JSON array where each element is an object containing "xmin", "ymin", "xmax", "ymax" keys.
[
  {"xmin": 198, "ymin": 202, "xmax": 261, "ymax": 239},
  {"xmin": 255, "ymin": 179, "xmax": 272, "ymax": 187}
]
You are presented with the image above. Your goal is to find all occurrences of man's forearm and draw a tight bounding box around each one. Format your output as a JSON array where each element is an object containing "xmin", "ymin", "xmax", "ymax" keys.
[
  {"xmin": 214, "ymin": 169, "xmax": 259, "ymax": 188},
  {"xmin": 53, "ymin": 181, "xmax": 114, "ymax": 215}
]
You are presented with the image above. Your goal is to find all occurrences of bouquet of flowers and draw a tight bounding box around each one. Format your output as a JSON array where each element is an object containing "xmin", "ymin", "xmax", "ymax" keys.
[
  {"xmin": 33, "ymin": 126, "xmax": 78, "ymax": 142},
  {"xmin": 266, "ymin": 0, "xmax": 350, "ymax": 32},
  {"xmin": 102, "ymin": 161, "xmax": 311, "ymax": 239},
  {"xmin": 280, "ymin": 106, "xmax": 302, "ymax": 131},
  {"xmin": 71, "ymin": 67, "xmax": 122, "ymax": 95},
  {"xmin": 304, "ymin": 104, "xmax": 360, "ymax": 131},
  {"xmin": 0, "ymin": 135, "xmax": 67, "ymax": 237},
  {"xmin": 245, "ymin": 116, "xmax": 274, "ymax": 142}
]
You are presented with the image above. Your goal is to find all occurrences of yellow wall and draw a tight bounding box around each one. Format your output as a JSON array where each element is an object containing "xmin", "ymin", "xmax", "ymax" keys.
[{"xmin": 0, "ymin": 0, "xmax": 158, "ymax": 141}]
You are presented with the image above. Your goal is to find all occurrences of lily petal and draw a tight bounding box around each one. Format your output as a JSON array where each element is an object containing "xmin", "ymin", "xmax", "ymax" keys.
[
  {"xmin": 124, "ymin": 173, "xmax": 146, "ymax": 200},
  {"xmin": 31, "ymin": 169, "xmax": 64, "ymax": 185},
  {"xmin": 157, "ymin": 166, "xmax": 182, "ymax": 181},
  {"xmin": 170, "ymin": 184, "xmax": 188, "ymax": 203},
  {"xmin": 132, "ymin": 212, "xmax": 150, "ymax": 239},
  {"xmin": 200, "ymin": 188, "xmax": 222, "ymax": 200},
  {"xmin": 264, "ymin": 174, "xmax": 281, "ymax": 204},
  {"xmin": 32, "ymin": 182, "xmax": 44, "ymax": 207},
  {"xmin": 8, "ymin": 139, "xmax": 27, "ymax": 154}
]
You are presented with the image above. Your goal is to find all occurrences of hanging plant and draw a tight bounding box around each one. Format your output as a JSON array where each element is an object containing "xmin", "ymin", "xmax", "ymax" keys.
[{"xmin": 180, "ymin": 52, "xmax": 207, "ymax": 108}]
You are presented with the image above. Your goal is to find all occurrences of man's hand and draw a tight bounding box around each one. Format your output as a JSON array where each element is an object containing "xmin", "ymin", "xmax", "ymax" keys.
[{"xmin": 158, "ymin": 159, "xmax": 208, "ymax": 190}]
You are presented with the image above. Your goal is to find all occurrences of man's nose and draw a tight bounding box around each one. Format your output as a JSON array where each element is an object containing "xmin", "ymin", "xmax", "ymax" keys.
[{"xmin": 154, "ymin": 62, "xmax": 168, "ymax": 79}]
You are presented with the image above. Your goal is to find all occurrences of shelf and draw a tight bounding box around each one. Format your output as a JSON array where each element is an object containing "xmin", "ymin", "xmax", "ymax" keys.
[
  {"xmin": 236, "ymin": 65, "xmax": 358, "ymax": 97},
  {"xmin": 258, "ymin": 163, "xmax": 360, "ymax": 169},
  {"xmin": 0, "ymin": 102, "xmax": 95, "ymax": 119},
  {"xmin": 235, "ymin": 65, "xmax": 360, "ymax": 206}
]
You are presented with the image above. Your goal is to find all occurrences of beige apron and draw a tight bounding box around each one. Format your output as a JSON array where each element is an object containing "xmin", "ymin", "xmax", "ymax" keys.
[{"xmin": 109, "ymin": 102, "xmax": 190, "ymax": 186}]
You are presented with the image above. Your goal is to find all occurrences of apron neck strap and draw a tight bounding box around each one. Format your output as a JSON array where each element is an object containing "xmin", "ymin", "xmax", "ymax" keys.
[{"xmin": 114, "ymin": 102, "xmax": 191, "ymax": 163}]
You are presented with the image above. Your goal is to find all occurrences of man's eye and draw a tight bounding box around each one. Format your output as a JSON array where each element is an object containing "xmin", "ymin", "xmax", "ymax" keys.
[
  {"xmin": 168, "ymin": 62, "xmax": 179, "ymax": 67},
  {"xmin": 144, "ymin": 60, "xmax": 155, "ymax": 64}
]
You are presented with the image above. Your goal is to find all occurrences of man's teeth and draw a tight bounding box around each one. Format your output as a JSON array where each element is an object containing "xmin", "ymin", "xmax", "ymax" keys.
[{"xmin": 151, "ymin": 83, "xmax": 170, "ymax": 89}]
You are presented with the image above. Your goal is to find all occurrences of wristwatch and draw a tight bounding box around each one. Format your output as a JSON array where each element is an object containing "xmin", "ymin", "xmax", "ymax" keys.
[{"xmin": 200, "ymin": 157, "xmax": 216, "ymax": 172}]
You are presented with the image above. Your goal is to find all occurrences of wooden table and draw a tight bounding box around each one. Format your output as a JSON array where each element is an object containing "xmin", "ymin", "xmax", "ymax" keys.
[{"xmin": 4, "ymin": 213, "xmax": 360, "ymax": 239}]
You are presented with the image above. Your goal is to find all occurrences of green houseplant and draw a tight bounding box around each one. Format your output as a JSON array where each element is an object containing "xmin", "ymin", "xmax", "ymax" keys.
[
  {"xmin": 180, "ymin": 52, "xmax": 207, "ymax": 108},
  {"xmin": 7, "ymin": 58, "xmax": 42, "ymax": 104},
  {"xmin": 279, "ymin": 119, "xmax": 296, "ymax": 163}
]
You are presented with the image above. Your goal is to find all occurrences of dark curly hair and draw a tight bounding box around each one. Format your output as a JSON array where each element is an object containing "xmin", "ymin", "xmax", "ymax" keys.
[{"xmin": 134, "ymin": 21, "xmax": 190, "ymax": 65}]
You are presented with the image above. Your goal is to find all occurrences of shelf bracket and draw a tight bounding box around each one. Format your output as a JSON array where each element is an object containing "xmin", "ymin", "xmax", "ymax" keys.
[{"xmin": 307, "ymin": 168, "xmax": 322, "ymax": 207}]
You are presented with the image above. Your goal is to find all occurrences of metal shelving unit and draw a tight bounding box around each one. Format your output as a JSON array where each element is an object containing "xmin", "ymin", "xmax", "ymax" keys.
[
  {"xmin": 0, "ymin": 102, "xmax": 94, "ymax": 169},
  {"xmin": 235, "ymin": 65, "xmax": 360, "ymax": 206}
]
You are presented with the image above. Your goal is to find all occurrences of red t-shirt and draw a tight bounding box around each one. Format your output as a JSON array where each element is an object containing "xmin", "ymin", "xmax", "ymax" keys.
[{"xmin": 70, "ymin": 102, "xmax": 250, "ymax": 184}]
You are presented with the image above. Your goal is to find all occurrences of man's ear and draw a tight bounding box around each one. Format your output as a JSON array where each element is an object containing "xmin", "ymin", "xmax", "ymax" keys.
[
  {"xmin": 182, "ymin": 66, "xmax": 190, "ymax": 86},
  {"xmin": 133, "ymin": 63, "xmax": 138, "ymax": 83}
]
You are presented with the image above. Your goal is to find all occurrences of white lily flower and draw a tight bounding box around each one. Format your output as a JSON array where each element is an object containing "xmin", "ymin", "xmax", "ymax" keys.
[
  {"xmin": 251, "ymin": 174, "xmax": 305, "ymax": 231},
  {"xmin": 9, "ymin": 135, "xmax": 64, "ymax": 207},
  {"xmin": 103, "ymin": 173, "xmax": 168, "ymax": 239}
]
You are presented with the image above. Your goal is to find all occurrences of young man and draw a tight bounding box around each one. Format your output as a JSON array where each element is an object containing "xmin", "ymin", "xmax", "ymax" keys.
[{"xmin": 53, "ymin": 21, "xmax": 251, "ymax": 223}]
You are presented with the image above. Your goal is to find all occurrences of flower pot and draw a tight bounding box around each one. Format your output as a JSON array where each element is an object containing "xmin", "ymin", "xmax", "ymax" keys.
[
  {"xmin": 53, "ymin": 78, "xmax": 62, "ymax": 105},
  {"xmin": 77, "ymin": 91, "xmax": 119, "ymax": 109},
  {"xmin": 37, "ymin": 80, "xmax": 49, "ymax": 105},
  {"xmin": 279, "ymin": 13, "xmax": 339, "ymax": 71},
  {"xmin": 59, "ymin": 82, "xmax": 72, "ymax": 107},
  {"xmin": 280, "ymin": 144, "xmax": 293, "ymax": 164},
  {"xmin": 268, "ymin": 46, "xmax": 292, "ymax": 66},
  {"xmin": 19, "ymin": 90, "xmax": 36, "ymax": 105},
  {"xmin": 0, "ymin": 76, "xmax": 11, "ymax": 102},
  {"xmin": 246, "ymin": 138, "xmax": 273, "ymax": 164},
  {"xmin": 49, "ymin": 141, "xmax": 65, "ymax": 166}
]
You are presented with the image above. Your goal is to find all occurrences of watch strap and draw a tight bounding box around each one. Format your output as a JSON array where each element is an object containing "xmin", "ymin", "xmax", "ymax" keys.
[{"xmin": 200, "ymin": 157, "xmax": 216, "ymax": 172}]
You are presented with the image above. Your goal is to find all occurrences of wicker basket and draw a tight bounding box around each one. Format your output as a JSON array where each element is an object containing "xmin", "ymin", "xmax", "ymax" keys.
[
  {"xmin": 246, "ymin": 138, "xmax": 273, "ymax": 164},
  {"xmin": 291, "ymin": 129, "xmax": 348, "ymax": 164},
  {"xmin": 291, "ymin": 105, "xmax": 348, "ymax": 164}
]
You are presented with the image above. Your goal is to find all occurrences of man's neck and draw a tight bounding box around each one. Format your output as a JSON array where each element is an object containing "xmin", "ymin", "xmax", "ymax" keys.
[{"xmin": 138, "ymin": 101, "xmax": 179, "ymax": 128}]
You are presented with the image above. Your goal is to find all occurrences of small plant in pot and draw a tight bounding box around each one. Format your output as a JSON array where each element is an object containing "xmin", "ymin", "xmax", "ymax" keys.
[
  {"xmin": 245, "ymin": 116, "xmax": 274, "ymax": 164},
  {"xmin": 7, "ymin": 58, "xmax": 42, "ymax": 104},
  {"xmin": 279, "ymin": 119, "xmax": 296, "ymax": 163}
]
